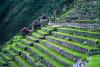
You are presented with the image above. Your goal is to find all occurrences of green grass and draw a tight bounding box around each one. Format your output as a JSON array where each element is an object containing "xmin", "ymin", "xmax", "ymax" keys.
[
  {"xmin": 75, "ymin": 20, "xmax": 100, "ymax": 23},
  {"xmin": 53, "ymin": 31, "xmax": 100, "ymax": 43},
  {"xmin": 9, "ymin": 61, "xmax": 20, "ymax": 67},
  {"xmin": 41, "ymin": 40, "xmax": 87, "ymax": 58},
  {"xmin": 11, "ymin": 46, "xmax": 31, "ymax": 55},
  {"xmin": 21, "ymin": 39, "xmax": 32, "ymax": 43},
  {"xmin": 87, "ymin": 55, "xmax": 100, "ymax": 67},
  {"xmin": 32, "ymin": 32, "xmax": 42, "ymax": 38},
  {"xmin": 8, "ymin": 50, "xmax": 18, "ymax": 56},
  {"xmin": 26, "ymin": 36, "xmax": 38, "ymax": 41},
  {"xmin": 46, "ymin": 36, "xmax": 99, "ymax": 50},
  {"xmin": 2, "ymin": 54, "xmax": 12, "ymax": 61},
  {"xmin": 61, "ymin": 26, "xmax": 100, "ymax": 33},
  {"xmin": 15, "ymin": 56, "xmax": 32, "ymax": 67},
  {"xmin": 27, "ymin": 56, "xmax": 36, "ymax": 63},
  {"xmin": 58, "ymin": 27, "xmax": 100, "ymax": 35},
  {"xmin": 10, "ymin": 45, "xmax": 32, "ymax": 67},
  {"xmin": 29, "ymin": 46, "xmax": 63, "ymax": 67},
  {"xmin": 16, "ymin": 44, "xmax": 36, "ymax": 63},
  {"xmin": 35, "ymin": 43, "xmax": 75, "ymax": 65},
  {"xmin": 41, "ymin": 27, "xmax": 54, "ymax": 31},
  {"xmin": 0, "ymin": 60, "xmax": 6, "ymax": 64},
  {"xmin": 17, "ymin": 42, "xmax": 28, "ymax": 48},
  {"xmin": 37, "ymin": 30, "xmax": 48, "ymax": 34}
]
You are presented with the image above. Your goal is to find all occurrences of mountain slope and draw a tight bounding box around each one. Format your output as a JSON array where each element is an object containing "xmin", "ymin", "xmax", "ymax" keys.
[{"xmin": 0, "ymin": 0, "xmax": 75, "ymax": 47}]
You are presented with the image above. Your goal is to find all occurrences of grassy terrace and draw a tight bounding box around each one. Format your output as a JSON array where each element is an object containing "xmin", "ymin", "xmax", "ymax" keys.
[
  {"xmin": 46, "ymin": 36, "xmax": 99, "ymax": 50},
  {"xmin": 0, "ymin": 25, "xmax": 100, "ymax": 67},
  {"xmin": 9, "ymin": 45, "xmax": 36, "ymax": 65},
  {"xmin": 17, "ymin": 42, "xmax": 29, "ymax": 48},
  {"xmin": 52, "ymin": 31, "xmax": 100, "ymax": 43},
  {"xmin": 27, "ymin": 56, "xmax": 36, "ymax": 63},
  {"xmin": 35, "ymin": 43, "xmax": 75, "ymax": 65},
  {"xmin": 74, "ymin": 20, "xmax": 100, "ymax": 23},
  {"xmin": 15, "ymin": 42, "xmax": 45, "ymax": 66},
  {"xmin": 9, "ymin": 61, "xmax": 20, "ymax": 67},
  {"xmin": 58, "ymin": 27, "xmax": 100, "ymax": 35},
  {"xmin": 32, "ymin": 32, "xmax": 42, "ymax": 38},
  {"xmin": 41, "ymin": 27, "xmax": 54, "ymax": 31},
  {"xmin": 11, "ymin": 46, "xmax": 31, "ymax": 56},
  {"xmin": 61, "ymin": 26, "xmax": 100, "ymax": 32},
  {"xmin": 37, "ymin": 30, "xmax": 48, "ymax": 34},
  {"xmin": 21, "ymin": 39, "xmax": 32, "ymax": 44},
  {"xmin": 8, "ymin": 50, "xmax": 18, "ymax": 56},
  {"xmin": 1, "ymin": 54, "xmax": 12, "ymax": 61},
  {"xmin": 41, "ymin": 40, "xmax": 87, "ymax": 58},
  {"xmin": 10, "ymin": 45, "xmax": 33, "ymax": 67},
  {"xmin": 26, "ymin": 36, "xmax": 38, "ymax": 41},
  {"xmin": 15, "ymin": 56, "xmax": 32, "ymax": 67},
  {"xmin": 29, "ymin": 46, "xmax": 63, "ymax": 67}
]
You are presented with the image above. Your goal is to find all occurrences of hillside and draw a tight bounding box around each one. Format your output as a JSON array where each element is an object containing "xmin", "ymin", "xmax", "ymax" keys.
[
  {"xmin": 0, "ymin": 0, "xmax": 75, "ymax": 47},
  {"xmin": 0, "ymin": 0, "xmax": 100, "ymax": 67}
]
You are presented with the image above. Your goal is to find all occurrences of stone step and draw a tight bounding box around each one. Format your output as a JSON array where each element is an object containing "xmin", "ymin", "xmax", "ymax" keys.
[
  {"xmin": 8, "ymin": 61, "xmax": 20, "ymax": 67},
  {"xmin": 10, "ymin": 46, "xmax": 31, "ymax": 60},
  {"xmin": 15, "ymin": 43, "xmax": 52, "ymax": 67},
  {"xmin": 26, "ymin": 36, "xmax": 39, "ymax": 43},
  {"xmin": 27, "ymin": 46, "xmax": 63, "ymax": 67},
  {"xmin": 37, "ymin": 30, "xmax": 48, "ymax": 35},
  {"xmin": 37, "ymin": 30, "xmax": 49, "ymax": 37},
  {"xmin": 7, "ymin": 50, "xmax": 18, "ymax": 58},
  {"xmin": 74, "ymin": 20, "xmax": 100, "ymax": 24},
  {"xmin": 10, "ymin": 47, "xmax": 21, "ymax": 55},
  {"xmin": 41, "ymin": 27, "xmax": 55, "ymax": 33},
  {"xmin": 1, "ymin": 54, "xmax": 13, "ymax": 62},
  {"xmin": 61, "ymin": 25, "xmax": 100, "ymax": 32},
  {"xmin": 45, "ymin": 36, "xmax": 100, "ymax": 56},
  {"xmin": 39, "ymin": 40, "xmax": 87, "ymax": 61},
  {"xmin": 19, "ymin": 39, "xmax": 33, "ymax": 46},
  {"xmin": 9, "ymin": 46, "xmax": 33, "ymax": 67},
  {"xmin": 34, "ymin": 43, "xmax": 75, "ymax": 66},
  {"xmin": 57, "ymin": 27, "xmax": 100, "ymax": 39},
  {"xmin": 51, "ymin": 22, "xmax": 100, "ymax": 32},
  {"xmin": 32, "ymin": 32, "xmax": 44, "ymax": 39},
  {"xmin": 52, "ymin": 31, "xmax": 100, "ymax": 47},
  {"xmin": 25, "ymin": 55, "xmax": 37, "ymax": 66},
  {"xmin": 9, "ymin": 47, "xmax": 38, "ymax": 67},
  {"xmin": 14, "ymin": 56, "xmax": 32, "ymax": 67},
  {"xmin": 26, "ymin": 54, "xmax": 45, "ymax": 67},
  {"xmin": 16, "ymin": 42, "xmax": 28, "ymax": 50}
]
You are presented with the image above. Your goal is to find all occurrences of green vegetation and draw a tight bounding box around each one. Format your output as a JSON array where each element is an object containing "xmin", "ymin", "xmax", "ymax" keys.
[
  {"xmin": 15, "ymin": 56, "xmax": 32, "ymax": 67},
  {"xmin": 87, "ymin": 55, "xmax": 100, "ymax": 67},
  {"xmin": 9, "ymin": 61, "xmax": 20, "ymax": 67},
  {"xmin": 35, "ymin": 43, "xmax": 75, "ymax": 64},
  {"xmin": 46, "ymin": 36, "xmax": 98, "ymax": 50},
  {"xmin": 58, "ymin": 27, "xmax": 100, "ymax": 35},
  {"xmin": 59, "ymin": 8, "xmax": 75, "ymax": 19},
  {"xmin": 53, "ymin": 31, "xmax": 100, "ymax": 43},
  {"xmin": 0, "ymin": 25, "xmax": 100, "ymax": 67},
  {"xmin": 75, "ymin": 20, "xmax": 100, "ymax": 23},
  {"xmin": 0, "ymin": 0, "xmax": 100, "ymax": 66},
  {"xmin": 29, "ymin": 47, "xmax": 63, "ymax": 67},
  {"xmin": 41, "ymin": 40, "xmax": 87, "ymax": 58}
]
